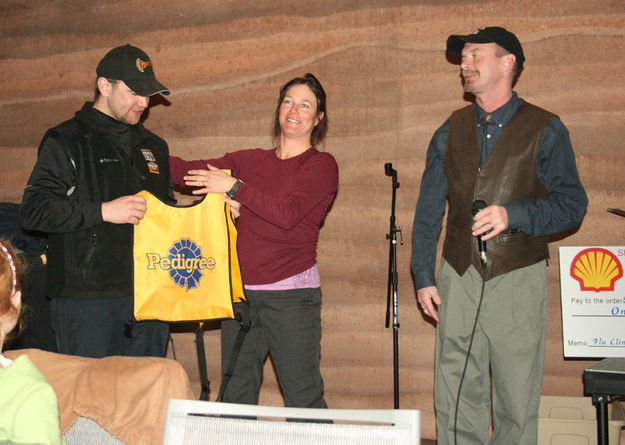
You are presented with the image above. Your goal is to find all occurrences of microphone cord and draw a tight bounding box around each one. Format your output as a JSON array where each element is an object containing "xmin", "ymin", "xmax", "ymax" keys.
[{"xmin": 453, "ymin": 262, "xmax": 487, "ymax": 445}]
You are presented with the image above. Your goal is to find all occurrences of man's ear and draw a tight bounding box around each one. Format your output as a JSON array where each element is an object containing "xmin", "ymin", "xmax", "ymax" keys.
[
  {"xmin": 503, "ymin": 53, "xmax": 516, "ymax": 69},
  {"xmin": 97, "ymin": 77, "xmax": 113, "ymax": 97}
]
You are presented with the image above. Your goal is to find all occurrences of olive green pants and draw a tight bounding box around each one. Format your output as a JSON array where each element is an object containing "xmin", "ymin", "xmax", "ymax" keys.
[
  {"xmin": 220, "ymin": 287, "xmax": 327, "ymax": 408},
  {"xmin": 435, "ymin": 259, "xmax": 548, "ymax": 445}
]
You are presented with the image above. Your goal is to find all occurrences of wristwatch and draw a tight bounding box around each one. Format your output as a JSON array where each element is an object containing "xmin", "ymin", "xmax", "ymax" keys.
[{"xmin": 226, "ymin": 179, "xmax": 243, "ymax": 199}]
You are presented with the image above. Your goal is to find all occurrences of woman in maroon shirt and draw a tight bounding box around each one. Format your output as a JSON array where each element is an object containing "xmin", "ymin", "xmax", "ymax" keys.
[{"xmin": 170, "ymin": 74, "xmax": 338, "ymax": 408}]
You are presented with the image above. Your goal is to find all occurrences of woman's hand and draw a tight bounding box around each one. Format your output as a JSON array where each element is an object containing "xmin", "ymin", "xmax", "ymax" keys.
[
  {"xmin": 224, "ymin": 196, "xmax": 241, "ymax": 219},
  {"xmin": 184, "ymin": 163, "xmax": 238, "ymax": 195}
]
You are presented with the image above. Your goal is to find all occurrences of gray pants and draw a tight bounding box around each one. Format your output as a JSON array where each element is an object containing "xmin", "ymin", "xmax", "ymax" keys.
[
  {"xmin": 220, "ymin": 287, "xmax": 327, "ymax": 408},
  {"xmin": 435, "ymin": 259, "xmax": 548, "ymax": 445}
]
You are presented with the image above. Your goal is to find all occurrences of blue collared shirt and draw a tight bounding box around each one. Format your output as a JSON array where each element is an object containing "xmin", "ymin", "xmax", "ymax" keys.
[{"xmin": 411, "ymin": 92, "xmax": 588, "ymax": 289}]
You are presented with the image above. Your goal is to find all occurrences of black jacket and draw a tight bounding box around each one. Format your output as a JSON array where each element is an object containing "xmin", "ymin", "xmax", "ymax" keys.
[{"xmin": 20, "ymin": 102, "xmax": 175, "ymax": 299}]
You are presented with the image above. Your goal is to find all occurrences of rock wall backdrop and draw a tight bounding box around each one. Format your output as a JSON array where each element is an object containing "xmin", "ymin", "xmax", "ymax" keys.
[{"xmin": 2, "ymin": 0, "xmax": 624, "ymax": 440}]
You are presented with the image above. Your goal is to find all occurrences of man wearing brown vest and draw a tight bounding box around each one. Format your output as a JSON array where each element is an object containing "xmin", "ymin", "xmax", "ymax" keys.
[{"xmin": 411, "ymin": 27, "xmax": 587, "ymax": 445}]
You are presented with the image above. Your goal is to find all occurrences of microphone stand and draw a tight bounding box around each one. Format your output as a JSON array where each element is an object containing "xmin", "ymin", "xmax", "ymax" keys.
[{"xmin": 384, "ymin": 163, "xmax": 402, "ymax": 409}]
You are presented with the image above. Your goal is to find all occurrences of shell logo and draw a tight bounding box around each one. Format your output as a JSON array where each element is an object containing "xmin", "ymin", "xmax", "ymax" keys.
[
  {"xmin": 135, "ymin": 58, "xmax": 152, "ymax": 73},
  {"xmin": 570, "ymin": 248, "xmax": 623, "ymax": 292}
]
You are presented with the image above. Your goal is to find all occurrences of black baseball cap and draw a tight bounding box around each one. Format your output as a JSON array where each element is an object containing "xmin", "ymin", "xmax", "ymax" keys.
[
  {"xmin": 446, "ymin": 27, "xmax": 525, "ymax": 67},
  {"xmin": 96, "ymin": 44, "xmax": 170, "ymax": 96}
]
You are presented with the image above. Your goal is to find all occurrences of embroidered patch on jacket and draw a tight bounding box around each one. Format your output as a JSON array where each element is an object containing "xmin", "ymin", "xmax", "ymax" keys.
[{"xmin": 141, "ymin": 149, "xmax": 160, "ymax": 174}]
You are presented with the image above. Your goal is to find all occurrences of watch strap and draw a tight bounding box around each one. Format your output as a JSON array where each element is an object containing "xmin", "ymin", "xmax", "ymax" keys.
[{"xmin": 226, "ymin": 179, "xmax": 243, "ymax": 199}]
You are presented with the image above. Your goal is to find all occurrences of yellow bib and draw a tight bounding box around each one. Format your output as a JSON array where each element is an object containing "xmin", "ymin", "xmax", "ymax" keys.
[{"xmin": 133, "ymin": 190, "xmax": 245, "ymax": 322}]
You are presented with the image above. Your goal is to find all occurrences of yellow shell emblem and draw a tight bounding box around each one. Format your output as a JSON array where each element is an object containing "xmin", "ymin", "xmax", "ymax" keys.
[
  {"xmin": 135, "ymin": 58, "xmax": 152, "ymax": 73},
  {"xmin": 570, "ymin": 248, "xmax": 623, "ymax": 292}
]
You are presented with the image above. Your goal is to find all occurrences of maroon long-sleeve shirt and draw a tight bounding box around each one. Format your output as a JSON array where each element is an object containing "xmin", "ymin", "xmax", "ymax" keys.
[{"xmin": 170, "ymin": 147, "xmax": 338, "ymax": 285}]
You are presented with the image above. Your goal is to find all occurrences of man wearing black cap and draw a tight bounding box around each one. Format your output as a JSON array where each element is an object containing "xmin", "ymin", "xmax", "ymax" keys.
[
  {"xmin": 20, "ymin": 44, "xmax": 175, "ymax": 358},
  {"xmin": 411, "ymin": 28, "xmax": 587, "ymax": 444}
]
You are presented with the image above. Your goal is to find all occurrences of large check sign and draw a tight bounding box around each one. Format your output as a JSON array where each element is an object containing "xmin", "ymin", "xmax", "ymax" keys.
[{"xmin": 559, "ymin": 246, "xmax": 625, "ymax": 357}]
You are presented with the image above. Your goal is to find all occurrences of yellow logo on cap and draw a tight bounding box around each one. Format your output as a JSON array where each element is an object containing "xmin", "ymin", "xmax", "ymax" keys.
[
  {"xmin": 136, "ymin": 58, "xmax": 152, "ymax": 72},
  {"xmin": 570, "ymin": 248, "xmax": 623, "ymax": 292}
]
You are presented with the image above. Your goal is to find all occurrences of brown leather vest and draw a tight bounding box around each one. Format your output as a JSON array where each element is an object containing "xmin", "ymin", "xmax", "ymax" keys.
[{"xmin": 442, "ymin": 101, "xmax": 555, "ymax": 280}]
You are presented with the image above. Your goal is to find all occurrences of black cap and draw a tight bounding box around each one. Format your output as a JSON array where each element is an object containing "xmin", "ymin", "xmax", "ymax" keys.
[
  {"xmin": 446, "ymin": 27, "xmax": 525, "ymax": 67},
  {"xmin": 96, "ymin": 44, "xmax": 170, "ymax": 96}
]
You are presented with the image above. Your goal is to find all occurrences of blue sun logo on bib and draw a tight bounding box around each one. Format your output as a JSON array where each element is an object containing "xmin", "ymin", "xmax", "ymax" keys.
[{"xmin": 167, "ymin": 239, "xmax": 216, "ymax": 290}]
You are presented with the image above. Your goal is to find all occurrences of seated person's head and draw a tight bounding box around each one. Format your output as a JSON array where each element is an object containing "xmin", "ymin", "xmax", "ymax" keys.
[{"xmin": 0, "ymin": 239, "xmax": 23, "ymax": 350}]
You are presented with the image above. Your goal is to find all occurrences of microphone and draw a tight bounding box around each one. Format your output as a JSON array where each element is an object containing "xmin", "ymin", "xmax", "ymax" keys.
[
  {"xmin": 384, "ymin": 163, "xmax": 396, "ymax": 177},
  {"xmin": 471, "ymin": 200, "xmax": 488, "ymax": 268}
]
